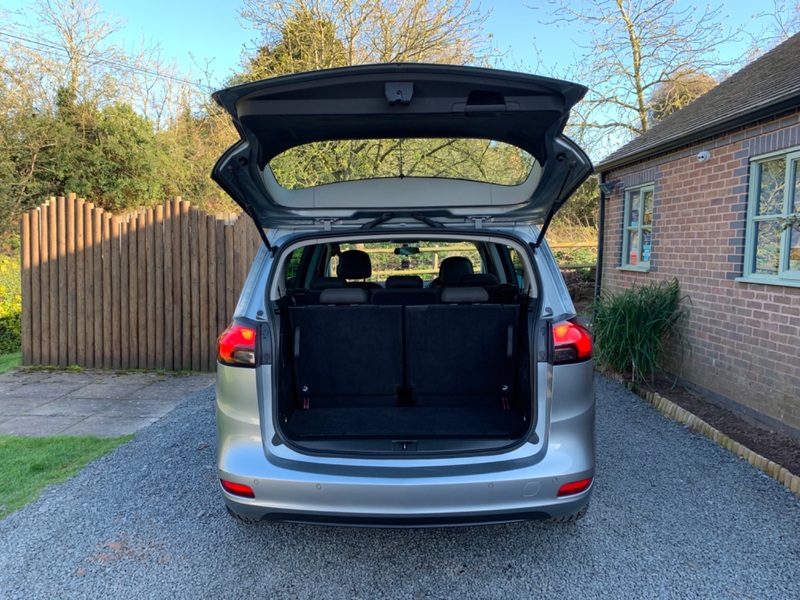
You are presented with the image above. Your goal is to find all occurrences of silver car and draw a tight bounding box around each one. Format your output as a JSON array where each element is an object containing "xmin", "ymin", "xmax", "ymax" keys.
[{"xmin": 212, "ymin": 64, "xmax": 595, "ymax": 526}]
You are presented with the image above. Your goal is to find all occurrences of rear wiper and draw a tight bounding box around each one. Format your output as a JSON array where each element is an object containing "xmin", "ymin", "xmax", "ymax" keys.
[
  {"xmin": 411, "ymin": 212, "xmax": 445, "ymax": 228},
  {"xmin": 361, "ymin": 212, "xmax": 395, "ymax": 229}
]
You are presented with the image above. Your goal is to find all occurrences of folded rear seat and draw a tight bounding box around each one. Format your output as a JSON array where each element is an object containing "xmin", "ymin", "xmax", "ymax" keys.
[
  {"xmin": 405, "ymin": 287, "xmax": 519, "ymax": 407},
  {"xmin": 288, "ymin": 288, "xmax": 403, "ymax": 407}
]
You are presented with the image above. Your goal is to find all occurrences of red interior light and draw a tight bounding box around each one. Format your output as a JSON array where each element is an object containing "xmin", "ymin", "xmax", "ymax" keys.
[
  {"xmin": 557, "ymin": 477, "xmax": 593, "ymax": 497},
  {"xmin": 220, "ymin": 479, "xmax": 255, "ymax": 498},
  {"xmin": 218, "ymin": 322, "xmax": 257, "ymax": 366},
  {"xmin": 552, "ymin": 320, "xmax": 592, "ymax": 364}
]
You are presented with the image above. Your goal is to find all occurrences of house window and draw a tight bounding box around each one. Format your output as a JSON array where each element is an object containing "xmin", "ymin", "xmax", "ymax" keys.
[
  {"xmin": 744, "ymin": 150, "xmax": 800, "ymax": 282},
  {"xmin": 622, "ymin": 184, "xmax": 654, "ymax": 269}
]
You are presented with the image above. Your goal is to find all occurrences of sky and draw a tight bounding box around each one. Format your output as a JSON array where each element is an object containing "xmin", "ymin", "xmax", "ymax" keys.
[{"xmin": 1, "ymin": 0, "xmax": 771, "ymax": 90}]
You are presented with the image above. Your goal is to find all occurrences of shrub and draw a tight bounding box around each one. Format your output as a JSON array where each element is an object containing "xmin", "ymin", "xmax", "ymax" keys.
[
  {"xmin": 0, "ymin": 256, "xmax": 22, "ymax": 353},
  {"xmin": 592, "ymin": 278, "xmax": 688, "ymax": 382},
  {"xmin": 0, "ymin": 310, "xmax": 21, "ymax": 354}
]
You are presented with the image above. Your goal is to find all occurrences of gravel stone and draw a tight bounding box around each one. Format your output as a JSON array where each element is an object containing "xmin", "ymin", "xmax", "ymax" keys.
[{"xmin": 0, "ymin": 375, "xmax": 797, "ymax": 599}]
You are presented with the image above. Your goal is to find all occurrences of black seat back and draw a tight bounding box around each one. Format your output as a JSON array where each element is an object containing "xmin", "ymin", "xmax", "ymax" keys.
[
  {"xmin": 288, "ymin": 289, "xmax": 402, "ymax": 407},
  {"xmin": 405, "ymin": 288, "xmax": 518, "ymax": 406}
]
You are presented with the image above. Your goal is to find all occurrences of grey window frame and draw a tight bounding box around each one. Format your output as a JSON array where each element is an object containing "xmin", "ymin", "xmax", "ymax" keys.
[
  {"xmin": 620, "ymin": 183, "xmax": 654, "ymax": 271},
  {"xmin": 741, "ymin": 147, "xmax": 800, "ymax": 285}
]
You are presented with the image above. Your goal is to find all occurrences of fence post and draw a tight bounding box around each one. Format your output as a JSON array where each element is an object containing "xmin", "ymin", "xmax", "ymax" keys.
[
  {"xmin": 207, "ymin": 215, "xmax": 218, "ymax": 372},
  {"xmin": 199, "ymin": 212, "xmax": 209, "ymax": 372},
  {"xmin": 29, "ymin": 209, "xmax": 40, "ymax": 366},
  {"xmin": 93, "ymin": 208, "xmax": 104, "ymax": 368},
  {"xmin": 75, "ymin": 198, "xmax": 86, "ymax": 366},
  {"xmin": 180, "ymin": 199, "xmax": 191, "ymax": 371},
  {"xmin": 20, "ymin": 213, "xmax": 32, "ymax": 365},
  {"xmin": 66, "ymin": 194, "xmax": 76, "ymax": 366},
  {"xmin": 155, "ymin": 205, "xmax": 165, "ymax": 370}
]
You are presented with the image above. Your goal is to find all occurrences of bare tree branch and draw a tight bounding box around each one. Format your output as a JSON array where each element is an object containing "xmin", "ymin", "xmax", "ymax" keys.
[{"xmin": 536, "ymin": 0, "xmax": 741, "ymax": 157}]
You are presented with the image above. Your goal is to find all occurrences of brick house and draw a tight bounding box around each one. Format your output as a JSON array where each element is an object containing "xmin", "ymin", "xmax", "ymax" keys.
[{"xmin": 595, "ymin": 33, "xmax": 800, "ymax": 438}]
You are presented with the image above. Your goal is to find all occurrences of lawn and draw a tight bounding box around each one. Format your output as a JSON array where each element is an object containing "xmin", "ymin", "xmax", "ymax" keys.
[
  {"xmin": 0, "ymin": 352, "xmax": 21, "ymax": 374},
  {"xmin": 0, "ymin": 434, "xmax": 132, "ymax": 518}
]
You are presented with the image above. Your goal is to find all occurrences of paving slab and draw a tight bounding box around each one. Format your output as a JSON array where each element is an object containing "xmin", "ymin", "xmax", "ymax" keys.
[
  {"xmin": 2, "ymin": 382, "xmax": 89, "ymax": 398},
  {"xmin": 59, "ymin": 415, "xmax": 159, "ymax": 437},
  {"xmin": 63, "ymin": 383, "xmax": 148, "ymax": 399},
  {"xmin": 0, "ymin": 382, "xmax": 25, "ymax": 397},
  {"xmin": 0, "ymin": 370, "xmax": 97, "ymax": 385},
  {"xmin": 0, "ymin": 415, "xmax": 89, "ymax": 436},
  {"xmin": 0, "ymin": 369, "xmax": 215, "ymax": 437},
  {"xmin": 25, "ymin": 398, "xmax": 120, "ymax": 417},
  {"xmin": 0, "ymin": 397, "xmax": 57, "ymax": 416}
]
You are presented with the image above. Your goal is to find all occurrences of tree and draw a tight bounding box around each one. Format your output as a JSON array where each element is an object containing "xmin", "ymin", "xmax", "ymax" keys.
[
  {"xmin": 154, "ymin": 105, "xmax": 239, "ymax": 213},
  {"xmin": 552, "ymin": 177, "xmax": 599, "ymax": 230},
  {"xmin": 647, "ymin": 70, "xmax": 717, "ymax": 125},
  {"xmin": 237, "ymin": 0, "xmax": 493, "ymax": 79},
  {"xmin": 0, "ymin": 0, "xmax": 224, "ymax": 241},
  {"xmin": 229, "ymin": 0, "xmax": 498, "ymax": 191},
  {"xmin": 747, "ymin": 0, "xmax": 800, "ymax": 59},
  {"xmin": 538, "ymin": 0, "xmax": 738, "ymax": 156},
  {"xmin": 235, "ymin": 9, "xmax": 348, "ymax": 82}
]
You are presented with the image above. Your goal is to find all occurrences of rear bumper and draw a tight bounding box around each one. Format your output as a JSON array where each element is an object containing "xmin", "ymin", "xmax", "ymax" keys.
[{"xmin": 218, "ymin": 437, "xmax": 593, "ymax": 526}]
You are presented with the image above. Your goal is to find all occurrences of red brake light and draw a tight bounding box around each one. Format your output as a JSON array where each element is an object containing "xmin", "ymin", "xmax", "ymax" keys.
[
  {"xmin": 553, "ymin": 320, "xmax": 592, "ymax": 364},
  {"xmin": 557, "ymin": 477, "xmax": 593, "ymax": 497},
  {"xmin": 220, "ymin": 479, "xmax": 255, "ymax": 498},
  {"xmin": 218, "ymin": 322, "xmax": 257, "ymax": 366}
]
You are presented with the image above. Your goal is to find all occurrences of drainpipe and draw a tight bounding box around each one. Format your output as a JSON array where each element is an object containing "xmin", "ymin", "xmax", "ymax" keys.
[{"xmin": 595, "ymin": 173, "xmax": 607, "ymax": 299}]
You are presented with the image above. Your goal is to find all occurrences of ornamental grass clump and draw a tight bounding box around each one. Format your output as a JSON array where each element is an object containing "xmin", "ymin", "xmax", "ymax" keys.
[{"xmin": 592, "ymin": 278, "xmax": 688, "ymax": 383}]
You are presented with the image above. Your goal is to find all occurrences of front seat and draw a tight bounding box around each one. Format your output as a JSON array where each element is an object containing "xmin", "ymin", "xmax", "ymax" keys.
[
  {"xmin": 337, "ymin": 249, "xmax": 381, "ymax": 289},
  {"xmin": 430, "ymin": 256, "xmax": 474, "ymax": 287}
]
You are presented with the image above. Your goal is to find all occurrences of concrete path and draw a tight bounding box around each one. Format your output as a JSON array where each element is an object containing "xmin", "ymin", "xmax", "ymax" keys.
[{"xmin": 0, "ymin": 369, "xmax": 215, "ymax": 437}]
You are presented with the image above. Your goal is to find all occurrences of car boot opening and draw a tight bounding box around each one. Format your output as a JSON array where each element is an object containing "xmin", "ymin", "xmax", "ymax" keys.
[{"xmin": 273, "ymin": 284, "xmax": 536, "ymax": 455}]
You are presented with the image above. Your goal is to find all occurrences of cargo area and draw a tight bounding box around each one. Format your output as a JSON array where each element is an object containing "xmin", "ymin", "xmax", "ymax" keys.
[{"xmin": 273, "ymin": 282, "xmax": 536, "ymax": 454}]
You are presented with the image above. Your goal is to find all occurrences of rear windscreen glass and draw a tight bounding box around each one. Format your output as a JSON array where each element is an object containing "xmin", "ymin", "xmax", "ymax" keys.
[{"xmin": 268, "ymin": 139, "xmax": 535, "ymax": 189}]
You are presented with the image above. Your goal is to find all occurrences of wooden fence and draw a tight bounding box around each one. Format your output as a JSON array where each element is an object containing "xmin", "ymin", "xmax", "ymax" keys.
[
  {"xmin": 549, "ymin": 241, "xmax": 598, "ymax": 270},
  {"xmin": 19, "ymin": 194, "xmax": 261, "ymax": 371}
]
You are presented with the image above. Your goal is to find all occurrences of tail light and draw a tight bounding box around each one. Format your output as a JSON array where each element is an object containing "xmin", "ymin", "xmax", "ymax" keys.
[
  {"xmin": 220, "ymin": 479, "xmax": 255, "ymax": 498},
  {"xmin": 552, "ymin": 319, "xmax": 592, "ymax": 364},
  {"xmin": 557, "ymin": 477, "xmax": 593, "ymax": 497},
  {"xmin": 218, "ymin": 322, "xmax": 257, "ymax": 367}
]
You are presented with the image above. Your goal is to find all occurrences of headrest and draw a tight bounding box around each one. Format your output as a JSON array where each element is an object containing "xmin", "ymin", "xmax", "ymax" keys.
[
  {"xmin": 309, "ymin": 276, "xmax": 346, "ymax": 290},
  {"xmin": 319, "ymin": 288, "xmax": 369, "ymax": 305},
  {"xmin": 440, "ymin": 287, "xmax": 488, "ymax": 304},
  {"xmin": 337, "ymin": 250, "xmax": 372, "ymax": 279},
  {"xmin": 460, "ymin": 273, "xmax": 498, "ymax": 287},
  {"xmin": 385, "ymin": 275, "xmax": 424, "ymax": 289},
  {"xmin": 438, "ymin": 256, "xmax": 474, "ymax": 285}
]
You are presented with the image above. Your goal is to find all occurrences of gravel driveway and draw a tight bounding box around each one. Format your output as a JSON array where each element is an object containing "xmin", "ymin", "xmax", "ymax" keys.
[{"xmin": 1, "ymin": 375, "xmax": 797, "ymax": 599}]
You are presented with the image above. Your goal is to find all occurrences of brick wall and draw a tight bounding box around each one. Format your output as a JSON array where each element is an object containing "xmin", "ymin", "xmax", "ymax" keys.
[{"xmin": 601, "ymin": 110, "xmax": 800, "ymax": 436}]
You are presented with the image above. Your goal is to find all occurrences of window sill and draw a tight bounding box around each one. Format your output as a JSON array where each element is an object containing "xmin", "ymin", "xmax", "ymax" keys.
[
  {"xmin": 735, "ymin": 276, "xmax": 800, "ymax": 289},
  {"xmin": 616, "ymin": 265, "xmax": 651, "ymax": 273}
]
